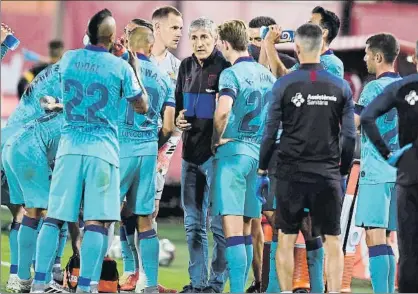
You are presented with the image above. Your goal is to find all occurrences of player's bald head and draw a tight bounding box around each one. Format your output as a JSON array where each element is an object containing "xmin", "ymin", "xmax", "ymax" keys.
[
  {"xmin": 128, "ymin": 25, "xmax": 155, "ymax": 54},
  {"xmin": 87, "ymin": 8, "xmax": 116, "ymax": 46}
]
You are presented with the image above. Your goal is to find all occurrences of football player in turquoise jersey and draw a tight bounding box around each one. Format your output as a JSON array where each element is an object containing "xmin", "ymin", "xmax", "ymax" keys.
[
  {"xmin": 2, "ymin": 112, "xmax": 64, "ymax": 292},
  {"xmin": 118, "ymin": 26, "xmax": 175, "ymax": 293},
  {"xmin": 210, "ymin": 20, "xmax": 276, "ymax": 293},
  {"xmin": 264, "ymin": 6, "xmax": 344, "ymax": 79},
  {"xmin": 7, "ymin": 63, "xmax": 62, "ymax": 128},
  {"xmin": 1, "ymin": 66, "xmax": 62, "ymax": 291},
  {"xmin": 354, "ymin": 34, "xmax": 402, "ymax": 293},
  {"xmin": 31, "ymin": 9, "xmax": 147, "ymax": 293}
]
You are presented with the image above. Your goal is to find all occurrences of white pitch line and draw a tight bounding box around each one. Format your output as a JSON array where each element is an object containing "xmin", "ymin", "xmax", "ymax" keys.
[
  {"xmin": 1, "ymin": 260, "xmax": 34, "ymax": 272},
  {"xmin": 1, "ymin": 260, "xmax": 11, "ymax": 267}
]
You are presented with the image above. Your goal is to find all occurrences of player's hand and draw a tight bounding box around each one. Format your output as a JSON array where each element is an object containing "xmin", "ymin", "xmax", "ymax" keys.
[
  {"xmin": 211, "ymin": 138, "xmax": 233, "ymax": 154},
  {"xmin": 40, "ymin": 96, "xmax": 63, "ymax": 112},
  {"xmin": 265, "ymin": 25, "xmax": 282, "ymax": 44},
  {"xmin": 1, "ymin": 23, "xmax": 13, "ymax": 44},
  {"xmin": 256, "ymin": 173, "xmax": 269, "ymax": 204},
  {"xmin": 152, "ymin": 199, "xmax": 160, "ymax": 220},
  {"xmin": 176, "ymin": 109, "xmax": 192, "ymax": 131},
  {"xmin": 387, "ymin": 143, "xmax": 413, "ymax": 167}
]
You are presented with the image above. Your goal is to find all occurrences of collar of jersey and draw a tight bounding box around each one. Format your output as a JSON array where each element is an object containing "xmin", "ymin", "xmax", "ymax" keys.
[
  {"xmin": 136, "ymin": 53, "xmax": 151, "ymax": 62},
  {"xmin": 321, "ymin": 49, "xmax": 334, "ymax": 56},
  {"xmin": 234, "ymin": 56, "xmax": 255, "ymax": 65},
  {"xmin": 299, "ymin": 63, "xmax": 324, "ymax": 70},
  {"xmin": 377, "ymin": 72, "xmax": 400, "ymax": 79},
  {"xmin": 85, "ymin": 45, "xmax": 108, "ymax": 53}
]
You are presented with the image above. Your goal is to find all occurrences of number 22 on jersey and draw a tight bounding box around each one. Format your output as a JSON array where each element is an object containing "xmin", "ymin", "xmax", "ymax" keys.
[{"xmin": 64, "ymin": 79, "xmax": 109, "ymax": 123}]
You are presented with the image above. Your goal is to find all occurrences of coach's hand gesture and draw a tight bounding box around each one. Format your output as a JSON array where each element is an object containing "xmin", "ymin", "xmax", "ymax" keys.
[{"xmin": 176, "ymin": 109, "xmax": 192, "ymax": 131}]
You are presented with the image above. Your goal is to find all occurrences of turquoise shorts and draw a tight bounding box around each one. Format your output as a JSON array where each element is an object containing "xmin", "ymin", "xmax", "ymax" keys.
[
  {"xmin": 210, "ymin": 154, "xmax": 261, "ymax": 218},
  {"xmin": 120, "ymin": 155, "xmax": 157, "ymax": 216},
  {"xmin": 355, "ymin": 182, "xmax": 397, "ymax": 231},
  {"xmin": 47, "ymin": 155, "xmax": 120, "ymax": 222},
  {"xmin": 2, "ymin": 143, "xmax": 51, "ymax": 209}
]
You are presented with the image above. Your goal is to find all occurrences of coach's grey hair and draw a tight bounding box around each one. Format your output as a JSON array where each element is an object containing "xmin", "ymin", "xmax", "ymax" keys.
[
  {"xmin": 295, "ymin": 23, "xmax": 323, "ymax": 54},
  {"xmin": 188, "ymin": 17, "xmax": 217, "ymax": 38}
]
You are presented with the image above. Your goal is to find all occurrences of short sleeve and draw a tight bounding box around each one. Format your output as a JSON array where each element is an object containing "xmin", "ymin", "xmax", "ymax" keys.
[
  {"xmin": 218, "ymin": 68, "xmax": 239, "ymax": 101},
  {"xmin": 358, "ymin": 81, "xmax": 378, "ymax": 107},
  {"xmin": 122, "ymin": 63, "xmax": 143, "ymax": 102}
]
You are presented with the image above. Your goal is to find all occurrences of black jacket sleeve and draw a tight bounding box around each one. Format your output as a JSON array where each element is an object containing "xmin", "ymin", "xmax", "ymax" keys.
[
  {"xmin": 340, "ymin": 84, "xmax": 356, "ymax": 175},
  {"xmin": 360, "ymin": 82, "xmax": 398, "ymax": 159},
  {"xmin": 259, "ymin": 84, "xmax": 283, "ymax": 170}
]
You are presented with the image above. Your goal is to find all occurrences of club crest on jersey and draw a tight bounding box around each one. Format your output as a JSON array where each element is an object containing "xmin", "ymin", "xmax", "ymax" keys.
[
  {"xmin": 207, "ymin": 74, "xmax": 218, "ymax": 87},
  {"xmin": 405, "ymin": 90, "xmax": 418, "ymax": 106},
  {"xmin": 291, "ymin": 93, "xmax": 305, "ymax": 107}
]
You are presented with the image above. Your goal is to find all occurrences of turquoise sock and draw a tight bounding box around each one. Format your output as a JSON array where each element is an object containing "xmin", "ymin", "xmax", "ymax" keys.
[
  {"xmin": 244, "ymin": 235, "xmax": 253, "ymax": 286},
  {"xmin": 306, "ymin": 237, "xmax": 325, "ymax": 293},
  {"xmin": 120, "ymin": 226, "xmax": 135, "ymax": 273},
  {"xmin": 92, "ymin": 231, "xmax": 109, "ymax": 283},
  {"xmin": 266, "ymin": 237, "xmax": 281, "ymax": 293},
  {"xmin": 9, "ymin": 221, "xmax": 20, "ymax": 274},
  {"xmin": 18, "ymin": 216, "xmax": 40, "ymax": 280},
  {"xmin": 138, "ymin": 229, "xmax": 159, "ymax": 287},
  {"xmin": 77, "ymin": 225, "xmax": 107, "ymax": 292},
  {"xmin": 55, "ymin": 222, "xmax": 68, "ymax": 265},
  {"xmin": 369, "ymin": 244, "xmax": 389, "ymax": 293},
  {"xmin": 226, "ymin": 236, "xmax": 247, "ymax": 293},
  {"xmin": 32, "ymin": 218, "xmax": 44, "ymax": 270},
  {"xmin": 34, "ymin": 218, "xmax": 62, "ymax": 285},
  {"xmin": 387, "ymin": 245, "xmax": 396, "ymax": 293},
  {"xmin": 124, "ymin": 216, "xmax": 139, "ymax": 271}
]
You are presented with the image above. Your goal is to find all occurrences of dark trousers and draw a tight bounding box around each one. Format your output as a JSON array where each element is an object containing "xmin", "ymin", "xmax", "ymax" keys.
[{"xmin": 397, "ymin": 184, "xmax": 418, "ymax": 292}]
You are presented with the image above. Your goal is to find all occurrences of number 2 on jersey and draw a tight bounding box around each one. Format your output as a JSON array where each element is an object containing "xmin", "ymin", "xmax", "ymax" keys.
[
  {"xmin": 64, "ymin": 79, "xmax": 108, "ymax": 123},
  {"xmin": 239, "ymin": 90, "xmax": 271, "ymax": 133}
]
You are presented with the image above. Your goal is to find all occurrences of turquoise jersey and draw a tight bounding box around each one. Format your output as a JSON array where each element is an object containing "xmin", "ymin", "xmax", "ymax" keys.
[
  {"xmin": 290, "ymin": 49, "xmax": 344, "ymax": 78},
  {"xmin": 7, "ymin": 63, "xmax": 61, "ymax": 127},
  {"xmin": 57, "ymin": 45, "xmax": 143, "ymax": 167},
  {"xmin": 216, "ymin": 56, "xmax": 276, "ymax": 160},
  {"xmin": 357, "ymin": 72, "xmax": 402, "ymax": 184},
  {"xmin": 118, "ymin": 53, "xmax": 175, "ymax": 158}
]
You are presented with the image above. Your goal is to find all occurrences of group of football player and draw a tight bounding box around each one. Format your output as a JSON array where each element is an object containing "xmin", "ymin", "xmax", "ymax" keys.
[{"xmin": 1, "ymin": 3, "xmax": 417, "ymax": 294}]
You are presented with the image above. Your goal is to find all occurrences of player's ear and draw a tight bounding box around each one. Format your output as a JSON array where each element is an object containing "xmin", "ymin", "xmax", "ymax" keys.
[
  {"xmin": 154, "ymin": 22, "xmax": 160, "ymax": 33},
  {"xmin": 375, "ymin": 52, "xmax": 383, "ymax": 64},
  {"xmin": 148, "ymin": 43, "xmax": 154, "ymax": 55},
  {"xmin": 322, "ymin": 28, "xmax": 329, "ymax": 41},
  {"xmin": 295, "ymin": 42, "xmax": 301, "ymax": 57}
]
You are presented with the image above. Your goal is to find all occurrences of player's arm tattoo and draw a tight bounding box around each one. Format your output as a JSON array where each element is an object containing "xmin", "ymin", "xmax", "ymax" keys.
[
  {"xmin": 158, "ymin": 106, "xmax": 176, "ymax": 149},
  {"xmin": 127, "ymin": 50, "xmax": 149, "ymax": 114}
]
